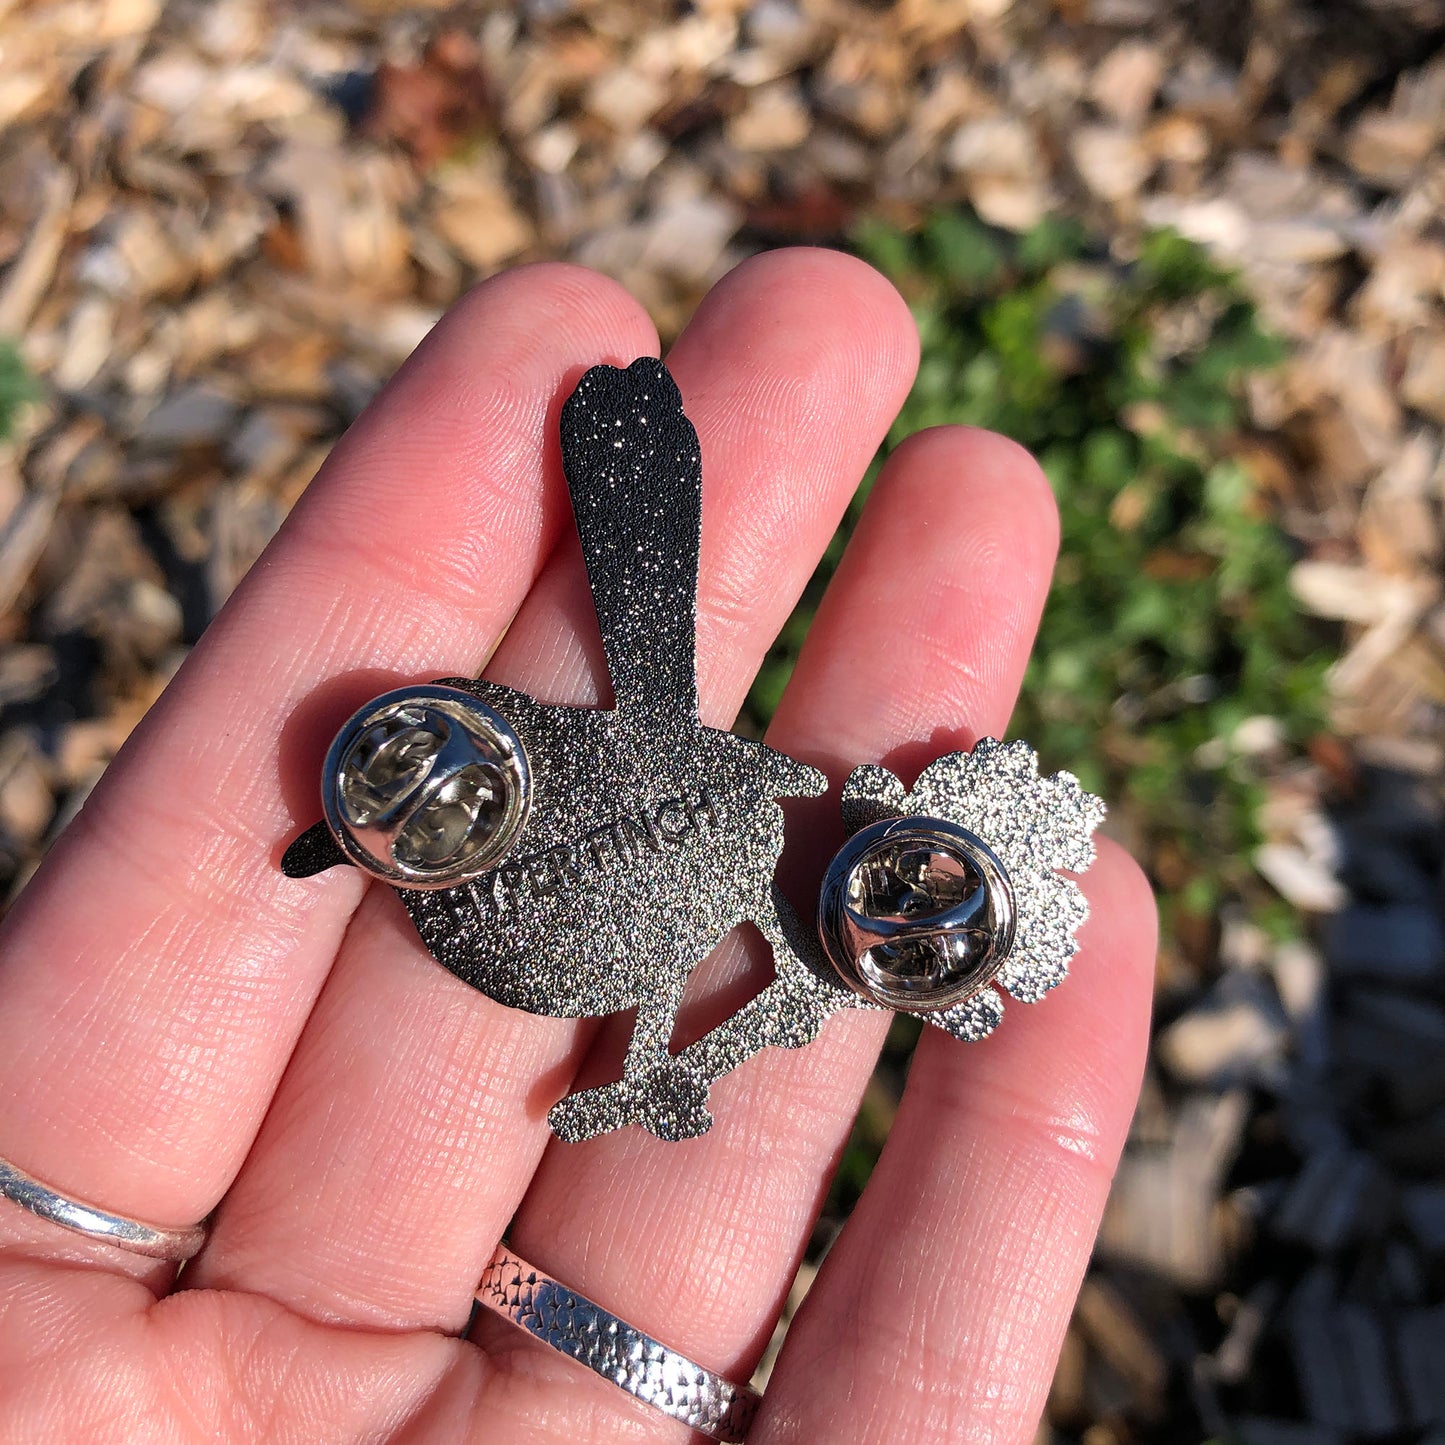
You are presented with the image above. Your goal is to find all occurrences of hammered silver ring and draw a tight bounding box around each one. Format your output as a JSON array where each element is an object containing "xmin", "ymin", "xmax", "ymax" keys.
[{"xmin": 476, "ymin": 1245, "xmax": 760, "ymax": 1441}]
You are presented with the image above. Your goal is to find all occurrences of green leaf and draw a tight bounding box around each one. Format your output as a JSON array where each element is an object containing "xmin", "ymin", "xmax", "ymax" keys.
[
  {"xmin": 852, "ymin": 218, "xmax": 916, "ymax": 282},
  {"xmin": 921, "ymin": 210, "xmax": 1008, "ymax": 294},
  {"xmin": 1017, "ymin": 214, "xmax": 1090, "ymax": 273},
  {"xmin": 750, "ymin": 207, "xmax": 1326, "ymax": 960},
  {"xmin": 0, "ymin": 340, "xmax": 35, "ymax": 442}
]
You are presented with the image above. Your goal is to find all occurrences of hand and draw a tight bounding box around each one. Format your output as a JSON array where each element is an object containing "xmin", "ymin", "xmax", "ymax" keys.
[{"xmin": 0, "ymin": 251, "xmax": 1155, "ymax": 1443}]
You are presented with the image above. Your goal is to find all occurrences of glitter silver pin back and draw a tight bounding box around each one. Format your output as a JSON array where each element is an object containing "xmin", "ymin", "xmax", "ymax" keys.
[{"xmin": 282, "ymin": 358, "xmax": 1104, "ymax": 1142}]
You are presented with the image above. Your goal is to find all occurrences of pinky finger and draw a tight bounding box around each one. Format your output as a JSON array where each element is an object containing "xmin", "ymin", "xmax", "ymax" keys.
[{"xmin": 756, "ymin": 840, "xmax": 1156, "ymax": 1445}]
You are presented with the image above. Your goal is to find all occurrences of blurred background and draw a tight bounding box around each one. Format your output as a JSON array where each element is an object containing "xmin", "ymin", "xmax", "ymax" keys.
[{"xmin": 1, "ymin": 1, "xmax": 1443, "ymax": 1441}]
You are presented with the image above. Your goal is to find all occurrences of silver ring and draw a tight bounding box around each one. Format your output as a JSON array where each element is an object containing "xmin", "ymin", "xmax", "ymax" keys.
[
  {"xmin": 0, "ymin": 1156, "xmax": 207, "ymax": 1261},
  {"xmin": 476, "ymin": 1245, "xmax": 760, "ymax": 1441}
]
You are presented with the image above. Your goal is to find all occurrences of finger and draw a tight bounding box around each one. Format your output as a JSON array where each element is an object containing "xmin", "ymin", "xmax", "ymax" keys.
[
  {"xmin": 757, "ymin": 840, "xmax": 1155, "ymax": 1444},
  {"xmin": 188, "ymin": 249, "xmax": 922, "ymax": 1331},
  {"xmin": 491, "ymin": 425, "xmax": 1064, "ymax": 1404},
  {"xmin": 0, "ymin": 1252, "xmax": 478, "ymax": 1444},
  {"xmin": 0, "ymin": 265, "xmax": 659, "ymax": 1248}
]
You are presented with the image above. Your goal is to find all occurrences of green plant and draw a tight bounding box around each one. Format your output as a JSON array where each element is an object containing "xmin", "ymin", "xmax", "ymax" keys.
[
  {"xmin": 746, "ymin": 212, "xmax": 1327, "ymax": 942},
  {"xmin": 0, "ymin": 341, "xmax": 32, "ymax": 441}
]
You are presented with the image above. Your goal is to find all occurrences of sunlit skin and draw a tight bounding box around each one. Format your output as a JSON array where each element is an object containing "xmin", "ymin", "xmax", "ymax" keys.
[{"xmin": 0, "ymin": 251, "xmax": 1155, "ymax": 1444}]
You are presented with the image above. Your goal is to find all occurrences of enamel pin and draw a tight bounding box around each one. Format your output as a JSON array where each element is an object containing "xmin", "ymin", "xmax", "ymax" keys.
[{"xmin": 283, "ymin": 358, "xmax": 1104, "ymax": 1142}]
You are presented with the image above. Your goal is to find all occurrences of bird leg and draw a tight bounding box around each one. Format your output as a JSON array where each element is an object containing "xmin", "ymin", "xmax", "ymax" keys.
[
  {"xmin": 547, "ymin": 971, "xmax": 712, "ymax": 1143},
  {"xmin": 547, "ymin": 887, "xmax": 863, "ymax": 1143},
  {"xmin": 669, "ymin": 885, "xmax": 864, "ymax": 1087}
]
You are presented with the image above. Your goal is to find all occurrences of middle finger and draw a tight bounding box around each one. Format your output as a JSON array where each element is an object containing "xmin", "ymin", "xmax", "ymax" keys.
[{"xmin": 189, "ymin": 249, "xmax": 920, "ymax": 1331}]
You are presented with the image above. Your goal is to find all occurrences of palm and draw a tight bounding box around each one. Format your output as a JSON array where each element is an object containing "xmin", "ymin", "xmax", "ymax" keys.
[{"xmin": 0, "ymin": 253, "xmax": 1154, "ymax": 1444}]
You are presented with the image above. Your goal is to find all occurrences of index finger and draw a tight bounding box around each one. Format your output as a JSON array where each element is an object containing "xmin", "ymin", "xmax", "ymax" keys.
[{"xmin": 0, "ymin": 266, "xmax": 658, "ymax": 1241}]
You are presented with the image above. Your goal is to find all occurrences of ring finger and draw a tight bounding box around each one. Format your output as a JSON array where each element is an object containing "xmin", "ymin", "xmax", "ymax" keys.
[{"xmin": 476, "ymin": 421, "xmax": 1066, "ymax": 1435}]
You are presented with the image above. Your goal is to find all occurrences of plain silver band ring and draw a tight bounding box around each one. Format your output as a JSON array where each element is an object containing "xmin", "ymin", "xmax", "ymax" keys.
[
  {"xmin": 476, "ymin": 1245, "xmax": 760, "ymax": 1441},
  {"xmin": 0, "ymin": 1157, "xmax": 207, "ymax": 1261}
]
